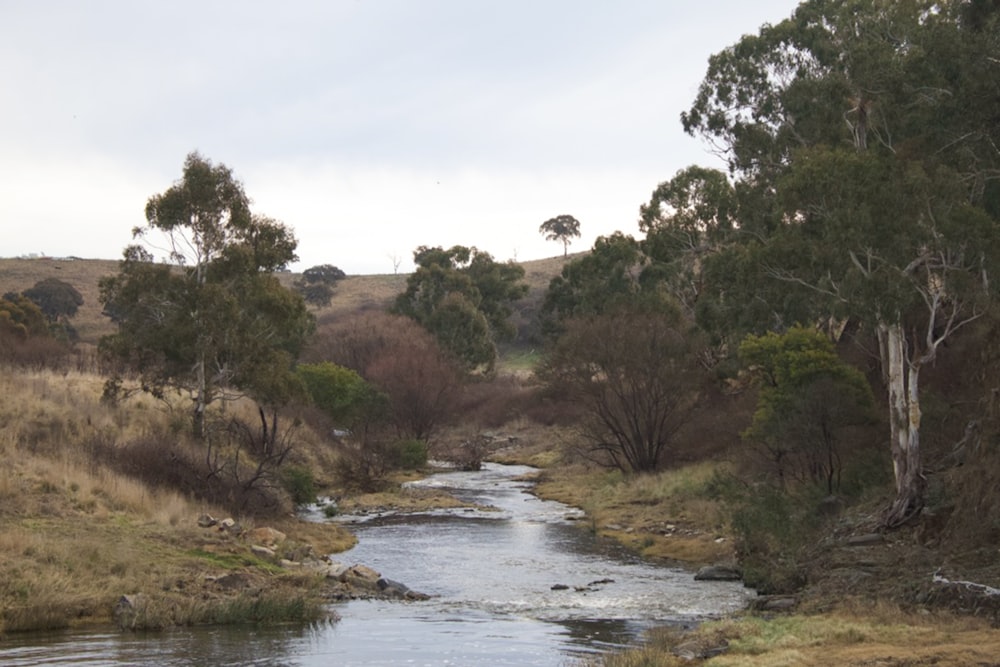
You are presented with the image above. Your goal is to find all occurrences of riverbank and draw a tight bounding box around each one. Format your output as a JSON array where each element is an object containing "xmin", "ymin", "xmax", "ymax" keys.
[
  {"xmin": 488, "ymin": 445, "xmax": 1000, "ymax": 666},
  {"xmin": 0, "ymin": 471, "xmax": 360, "ymax": 635}
]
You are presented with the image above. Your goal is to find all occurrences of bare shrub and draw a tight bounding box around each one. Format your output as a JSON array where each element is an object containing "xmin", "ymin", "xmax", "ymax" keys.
[
  {"xmin": 85, "ymin": 421, "xmax": 294, "ymax": 517},
  {"xmin": 540, "ymin": 306, "xmax": 703, "ymax": 473},
  {"xmin": 307, "ymin": 311, "xmax": 462, "ymax": 442}
]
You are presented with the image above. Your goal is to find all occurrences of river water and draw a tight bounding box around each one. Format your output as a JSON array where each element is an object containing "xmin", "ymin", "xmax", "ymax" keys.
[{"xmin": 0, "ymin": 463, "xmax": 753, "ymax": 666}]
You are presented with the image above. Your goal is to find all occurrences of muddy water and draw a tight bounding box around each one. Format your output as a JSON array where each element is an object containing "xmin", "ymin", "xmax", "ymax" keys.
[{"xmin": 0, "ymin": 463, "xmax": 752, "ymax": 666}]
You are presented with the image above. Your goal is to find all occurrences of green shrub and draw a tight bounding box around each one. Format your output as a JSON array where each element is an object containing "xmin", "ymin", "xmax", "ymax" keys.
[
  {"xmin": 280, "ymin": 466, "xmax": 317, "ymax": 506},
  {"xmin": 394, "ymin": 439, "xmax": 428, "ymax": 469}
]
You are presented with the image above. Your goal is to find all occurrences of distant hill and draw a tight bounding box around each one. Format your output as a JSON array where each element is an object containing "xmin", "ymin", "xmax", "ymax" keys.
[{"xmin": 0, "ymin": 254, "xmax": 576, "ymax": 346}]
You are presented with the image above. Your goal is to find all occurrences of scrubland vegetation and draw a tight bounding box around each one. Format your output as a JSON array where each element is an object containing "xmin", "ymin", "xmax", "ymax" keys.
[{"xmin": 3, "ymin": 6, "xmax": 1000, "ymax": 663}]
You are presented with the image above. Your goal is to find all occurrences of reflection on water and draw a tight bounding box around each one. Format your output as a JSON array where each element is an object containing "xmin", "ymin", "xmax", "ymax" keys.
[{"xmin": 0, "ymin": 463, "xmax": 752, "ymax": 666}]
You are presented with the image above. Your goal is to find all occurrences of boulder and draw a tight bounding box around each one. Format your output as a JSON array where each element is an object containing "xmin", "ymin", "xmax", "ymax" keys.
[
  {"xmin": 246, "ymin": 527, "xmax": 287, "ymax": 548},
  {"xmin": 377, "ymin": 577, "xmax": 411, "ymax": 598},
  {"xmin": 321, "ymin": 560, "xmax": 351, "ymax": 580},
  {"xmin": 341, "ymin": 564, "xmax": 381, "ymax": 589},
  {"xmin": 250, "ymin": 544, "xmax": 276, "ymax": 561},
  {"xmin": 694, "ymin": 565, "xmax": 742, "ymax": 581}
]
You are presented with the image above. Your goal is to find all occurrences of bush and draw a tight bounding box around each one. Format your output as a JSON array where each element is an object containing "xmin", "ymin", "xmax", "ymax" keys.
[
  {"xmin": 393, "ymin": 439, "xmax": 428, "ymax": 470},
  {"xmin": 280, "ymin": 466, "xmax": 317, "ymax": 506}
]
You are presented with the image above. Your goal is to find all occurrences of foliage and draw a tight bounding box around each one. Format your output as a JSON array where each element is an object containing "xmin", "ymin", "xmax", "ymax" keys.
[
  {"xmin": 0, "ymin": 293, "xmax": 50, "ymax": 341},
  {"xmin": 393, "ymin": 245, "xmax": 528, "ymax": 371},
  {"xmin": 538, "ymin": 214, "xmax": 581, "ymax": 257},
  {"xmin": 394, "ymin": 439, "xmax": 428, "ymax": 470},
  {"xmin": 294, "ymin": 264, "xmax": 346, "ymax": 307},
  {"xmin": 280, "ymin": 465, "xmax": 317, "ymax": 506},
  {"xmin": 540, "ymin": 302, "xmax": 702, "ymax": 473},
  {"xmin": 296, "ymin": 361, "xmax": 385, "ymax": 428},
  {"xmin": 0, "ymin": 293, "xmax": 69, "ymax": 366},
  {"xmin": 739, "ymin": 327, "xmax": 876, "ymax": 494},
  {"xmin": 21, "ymin": 278, "xmax": 84, "ymax": 325},
  {"xmin": 541, "ymin": 232, "xmax": 645, "ymax": 337},
  {"xmin": 675, "ymin": 0, "xmax": 1000, "ymax": 525},
  {"xmin": 99, "ymin": 152, "xmax": 313, "ymax": 439},
  {"xmin": 306, "ymin": 312, "xmax": 461, "ymax": 442}
]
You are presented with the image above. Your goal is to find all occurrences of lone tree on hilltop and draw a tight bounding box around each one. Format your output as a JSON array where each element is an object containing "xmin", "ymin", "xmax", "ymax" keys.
[
  {"xmin": 294, "ymin": 264, "xmax": 347, "ymax": 307},
  {"xmin": 539, "ymin": 214, "xmax": 581, "ymax": 258}
]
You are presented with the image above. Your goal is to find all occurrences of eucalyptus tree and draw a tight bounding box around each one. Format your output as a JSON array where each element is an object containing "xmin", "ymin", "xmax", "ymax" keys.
[
  {"xmin": 22, "ymin": 278, "xmax": 84, "ymax": 323},
  {"xmin": 539, "ymin": 214, "xmax": 582, "ymax": 258},
  {"xmin": 100, "ymin": 152, "xmax": 313, "ymax": 440},
  {"xmin": 393, "ymin": 245, "xmax": 527, "ymax": 371},
  {"xmin": 541, "ymin": 232, "xmax": 645, "ymax": 337},
  {"xmin": 681, "ymin": 0, "xmax": 1000, "ymax": 525},
  {"xmin": 294, "ymin": 264, "xmax": 347, "ymax": 307}
]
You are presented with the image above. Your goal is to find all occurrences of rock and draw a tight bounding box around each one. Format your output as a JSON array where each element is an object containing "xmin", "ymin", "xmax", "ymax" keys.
[
  {"xmin": 694, "ymin": 565, "xmax": 742, "ymax": 581},
  {"xmin": 673, "ymin": 638, "xmax": 729, "ymax": 661},
  {"xmin": 323, "ymin": 560, "xmax": 351, "ymax": 579},
  {"xmin": 750, "ymin": 595, "xmax": 798, "ymax": 612},
  {"xmin": 213, "ymin": 572, "xmax": 252, "ymax": 591},
  {"xmin": 551, "ymin": 583, "xmax": 570, "ymax": 591},
  {"xmin": 250, "ymin": 544, "xmax": 276, "ymax": 560},
  {"xmin": 218, "ymin": 518, "xmax": 243, "ymax": 536},
  {"xmin": 283, "ymin": 543, "xmax": 314, "ymax": 563},
  {"xmin": 197, "ymin": 514, "xmax": 217, "ymax": 528},
  {"xmin": 588, "ymin": 578, "xmax": 615, "ymax": 586},
  {"xmin": 113, "ymin": 593, "xmax": 148, "ymax": 630},
  {"xmin": 846, "ymin": 533, "xmax": 884, "ymax": 547},
  {"xmin": 246, "ymin": 527, "xmax": 286, "ymax": 548},
  {"xmin": 342, "ymin": 564, "xmax": 381, "ymax": 589},
  {"xmin": 377, "ymin": 577, "xmax": 412, "ymax": 598}
]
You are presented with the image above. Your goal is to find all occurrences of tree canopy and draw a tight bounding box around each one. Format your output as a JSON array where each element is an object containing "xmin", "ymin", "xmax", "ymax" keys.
[
  {"xmin": 539, "ymin": 214, "xmax": 582, "ymax": 257},
  {"xmin": 294, "ymin": 264, "xmax": 347, "ymax": 307},
  {"xmin": 740, "ymin": 327, "xmax": 876, "ymax": 494},
  {"xmin": 21, "ymin": 278, "xmax": 84, "ymax": 322},
  {"xmin": 676, "ymin": 0, "xmax": 1000, "ymax": 525},
  {"xmin": 393, "ymin": 245, "xmax": 527, "ymax": 371},
  {"xmin": 100, "ymin": 152, "xmax": 313, "ymax": 439}
]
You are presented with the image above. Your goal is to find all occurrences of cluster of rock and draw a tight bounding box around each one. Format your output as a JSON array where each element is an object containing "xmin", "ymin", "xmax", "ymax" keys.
[{"xmin": 196, "ymin": 514, "xmax": 429, "ymax": 602}]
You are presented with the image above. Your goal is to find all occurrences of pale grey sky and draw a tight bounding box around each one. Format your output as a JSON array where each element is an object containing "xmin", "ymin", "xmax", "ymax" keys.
[{"xmin": 1, "ymin": 0, "xmax": 801, "ymax": 274}]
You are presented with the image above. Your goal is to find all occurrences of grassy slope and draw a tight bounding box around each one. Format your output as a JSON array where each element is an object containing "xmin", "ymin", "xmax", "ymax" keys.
[
  {"xmin": 0, "ymin": 366, "xmax": 357, "ymax": 634},
  {"xmin": 0, "ymin": 253, "xmax": 572, "ymax": 347}
]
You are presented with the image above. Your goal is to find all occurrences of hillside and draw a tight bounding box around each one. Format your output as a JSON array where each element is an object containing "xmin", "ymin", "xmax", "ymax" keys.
[{"xmin": 0, "ymin": 253, "xmax": 574, "ymax": 347}]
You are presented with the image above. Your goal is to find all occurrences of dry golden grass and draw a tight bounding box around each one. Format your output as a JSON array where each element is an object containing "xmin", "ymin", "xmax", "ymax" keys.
[
  {"xmin": 0, "ymin": 253, "xmax": 572, "ymax": 346},
  {"xmin": 589, "ymin": 605, "xmax": 1000, "ymax": 667},
  {"xmin": 534, "ymin": 460, "xmax": 734, "ymax": 565},
  {"xmin": 0, "ymin": 364, "xmax": 355, "ymax": 634},
  {"xmin": 0, "ymin": 257, "xmax": 120, "ymax": 344}
]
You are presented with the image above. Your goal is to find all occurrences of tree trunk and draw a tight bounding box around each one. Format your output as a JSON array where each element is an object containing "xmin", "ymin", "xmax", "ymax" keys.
[
  {"xmin": 193, "ymin": 352, "xmax": 206, "ymax": 440},
  {"xmin": 880, "ymin": 321, "xmax": 925, "ymax": 527}
]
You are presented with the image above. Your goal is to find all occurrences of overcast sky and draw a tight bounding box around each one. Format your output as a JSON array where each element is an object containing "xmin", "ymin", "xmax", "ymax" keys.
[{"xmin": 2, "ymin": 1, "xmax": 800, "ymax": 274}]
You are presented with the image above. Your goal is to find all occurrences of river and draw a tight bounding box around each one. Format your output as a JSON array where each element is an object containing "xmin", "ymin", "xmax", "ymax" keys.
[{"xmin": 0, "ymin": 463, "xmax": 753, "ymax": 666}]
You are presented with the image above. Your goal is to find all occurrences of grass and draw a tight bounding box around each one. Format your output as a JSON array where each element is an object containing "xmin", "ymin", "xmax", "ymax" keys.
[
  {"xmin": 534, "ymin": 460, "xmax": 734, "ymax": 564},
  {"xmin": 586, "ymin": 605, "xmax": 1000, "ymax": 666},
  {"xmin": 0, "ymin": 253, "xmax": 572, "ymax": 347},
  {"xmin": 0, "ymin": 365, "xmax": 355, "ymax": 635}
]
